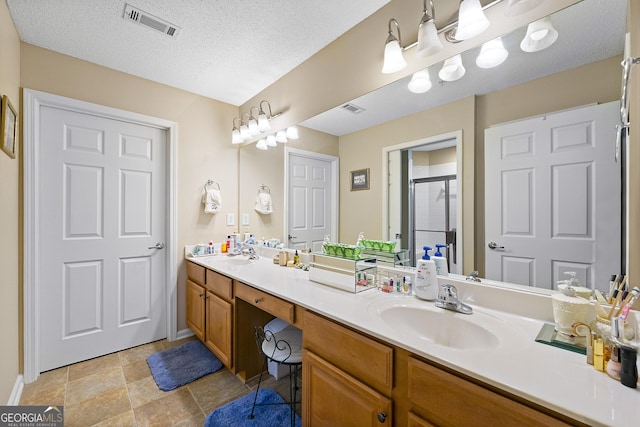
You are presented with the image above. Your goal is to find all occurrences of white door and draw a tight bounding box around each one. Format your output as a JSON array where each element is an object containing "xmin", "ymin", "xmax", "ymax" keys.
[
  {"xmin": 38, "ymin": 105, "xmax": 167, "ymax": 371},
  {"xmin": 287, "ymin": 151, "xmax": 337, "ymax": 252},
  {"xmin": 485, "ymin": 102, "xmax": 620, "ymax": 290}
]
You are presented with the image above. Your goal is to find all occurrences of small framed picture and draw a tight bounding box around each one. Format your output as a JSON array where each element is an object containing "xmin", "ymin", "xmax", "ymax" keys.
[
  {"xmin": 350, "ymin": 168, "xmax": 370, "ymax": 191},
  {"xmin": 1, "ymin": 95, "xmax": 17, "ymax": 159}
]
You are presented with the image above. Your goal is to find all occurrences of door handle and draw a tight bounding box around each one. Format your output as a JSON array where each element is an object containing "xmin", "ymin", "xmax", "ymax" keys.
[
  {"xmin": 148, "ymin": 242, "xmax": 165, "ymax": 250},
  {"xmin": 488, "ymin": 241, "xmax": 504, "ymax": 250},
  {"xmin": 288, "ymin": 234, "xmax": 297, "ymax": 240}
]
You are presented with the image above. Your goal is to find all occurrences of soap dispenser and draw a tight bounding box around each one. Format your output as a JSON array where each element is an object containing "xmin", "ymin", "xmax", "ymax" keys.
[
  {"xmin": 414, "ymin": 246, "xmax": 438, "ymax": 301},
  {"xmin": 552, "ymin": 272, "xmax": 593, "ymax": 338},
  {"xmin": 432, "ymin": 244, "xmax": 449, "ymax": 276}
]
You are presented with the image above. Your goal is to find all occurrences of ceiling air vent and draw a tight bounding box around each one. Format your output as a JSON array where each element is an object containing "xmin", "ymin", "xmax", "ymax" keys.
[
  {"xmin": 123, "ymin": 4, "xmax": 181, "ymax": 39},
  {"xmin": 341, "ymin": 103, "xmax": 366, "ymax": 114}
]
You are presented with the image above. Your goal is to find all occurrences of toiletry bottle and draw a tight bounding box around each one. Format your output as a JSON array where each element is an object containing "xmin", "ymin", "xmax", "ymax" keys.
[
  {"xmin": 208, "ymin": 241, "xmax": 214, "ymax": 255},
  {"xmin": 432, "ymin": 244, "xmax": 449, "ymax": 276},
  {"xmin": 620, "ymin": 346, "xmax": 638, "ymax": 388},
  {"xmin": 414, "ymin": 246, "xmax": 438, "ymax": 300},
  {"xmin": 293, "ymin": 250, "xmax": 300, "ymax": 265}
]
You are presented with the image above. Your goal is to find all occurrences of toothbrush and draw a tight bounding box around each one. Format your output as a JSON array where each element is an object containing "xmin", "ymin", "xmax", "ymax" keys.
[
  {"xmin": 619, "ymin": 287, "xmax": 640, "ymax": 320},
  {"xmin": 608, "ymin": 275, "xmax": 628, "ymax": 319}
]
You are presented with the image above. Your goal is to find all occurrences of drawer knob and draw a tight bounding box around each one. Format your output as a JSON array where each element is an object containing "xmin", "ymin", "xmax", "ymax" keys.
[
  {"xmin": 255, "ymin": 298, "xmax": 261, "ymax": 304},
  {"xmin": 198, "ymin": 293, "xmax": 204, "ymax": 298},
  {"xmin": 377, "ymin": 412, "xmax": 387, "ymax": 423}
]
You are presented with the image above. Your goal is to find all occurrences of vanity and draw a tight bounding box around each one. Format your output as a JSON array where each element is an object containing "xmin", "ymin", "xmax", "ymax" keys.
[{"xmin": 185, "ymin": 253, "xmax": 639, "ymax": 426}]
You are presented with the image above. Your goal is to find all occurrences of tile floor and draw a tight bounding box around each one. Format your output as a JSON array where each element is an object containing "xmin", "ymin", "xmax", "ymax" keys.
[{"xmin": 20, "ymin": 337, "xmax": 300, "ymax": 426}]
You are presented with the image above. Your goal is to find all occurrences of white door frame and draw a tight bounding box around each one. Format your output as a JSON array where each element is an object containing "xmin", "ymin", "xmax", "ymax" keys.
[
  {"xmin": 284, "ymin": 147, "xmax": 339, "ymax": 244},
  {"xmin": 23, "ymin": 89, "xmax": 178, "ymax": 383}
]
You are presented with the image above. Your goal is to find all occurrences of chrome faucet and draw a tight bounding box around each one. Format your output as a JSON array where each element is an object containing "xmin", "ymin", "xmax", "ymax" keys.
[
  {"xmin": 465, "ymin": 270, "xmax": 481, "ymax": 282},
  {"xmin": 435, "ymin": 284, "xmax": 473, "ymax": 315},
  {"xmin": 242, "ymin": 245, "xmax": 259, "ymax": 260}
]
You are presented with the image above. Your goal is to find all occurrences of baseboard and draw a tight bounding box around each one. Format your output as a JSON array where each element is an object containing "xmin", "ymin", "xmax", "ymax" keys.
[
  {"xmin": 7, "ymin": 375, "xmax": 23, "ymax": 405},
  {"xmin": 175, "ymin": 328, "xmax": 194, "ymax": 341}
]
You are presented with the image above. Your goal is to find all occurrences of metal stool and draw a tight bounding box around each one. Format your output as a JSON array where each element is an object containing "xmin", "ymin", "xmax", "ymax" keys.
[{"xmin": 249, "ymin": 324, "xmax": 302, "ymax": 426}]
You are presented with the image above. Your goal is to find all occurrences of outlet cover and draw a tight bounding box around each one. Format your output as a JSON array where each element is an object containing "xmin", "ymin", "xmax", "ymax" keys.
[
  {"xmin": 226, "ymin": 213, "xmax": 235, "ymax": 226},
  {"xmin": 241, "ymin": 213, "xmax": 250, "ymax": 226}
]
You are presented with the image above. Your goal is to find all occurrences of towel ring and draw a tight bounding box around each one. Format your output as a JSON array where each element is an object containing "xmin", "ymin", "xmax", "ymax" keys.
[
  {"xmin": 204, "ymin": 180, "xmax": 220, "ymax": 192},
  {"xmin": 258, "ymin": 184, "xmax": 270, "ymax": 195}
]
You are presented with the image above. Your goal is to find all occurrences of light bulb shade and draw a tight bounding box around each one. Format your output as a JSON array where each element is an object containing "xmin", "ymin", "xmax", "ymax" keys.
[
  {"xmin": 257, "ymin": 113, "xmax": 270, "ymax": 132},
  {"xmin": 286, "ymin": 126, "xmax": 299, "ymax": 140},
  {"xmin": 438, "ymin": 55, "xmax": 466, "ymax": 82},
  {"xmin": 476, "ymin": 37, "xmax": 509, "ymax": 68},
  {"xmin": 266, "ymin": 134, "xmax": 277, "ymax": 146},
  {"xmin": 275, "ymin": 130, "xmax": 288, "ymax": 143},
  {"xmin": 382, "ymin": 39, "xmax": 407, "ymax": 74},
  {"xmin": 256, "ymin": 139, "xmax": 268, "ymax": 150},
  {"xmin": 456, "ymin": 0, "xmax": 490, "ymax": 41},
  {"xmin": 248, "ymin": 118, "xmax": 258, "ymax": 136},
  {"xmin": 520, "ymin": 17, "xmax": 558, "ymax": 52},
  {"xmin": 416, "ymin": 19, "xmax": 443, "ymax": 58},
  {"xmin": 240, "ymin": 124, "xmax": 250, "ymax": 140},
  {"xmin": 504, "ymin": 0, "xmax": 544, "ymax": 17},
  {"xmin": 408, "ymin": 70, "xmax": 432, "ymax": 93},
  {"xmin": 231, "ymin": 129, "xmax": 243, "ymax": 144}
]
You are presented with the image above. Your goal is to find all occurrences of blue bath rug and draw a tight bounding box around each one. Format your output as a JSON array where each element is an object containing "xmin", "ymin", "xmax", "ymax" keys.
[
  {"xmin": 146, "ymin": 340, "xmax": 222, "ymax": 391},
  {"xmin": 205, "ymin": 388, "xmax": 302, "ymax": 427}
]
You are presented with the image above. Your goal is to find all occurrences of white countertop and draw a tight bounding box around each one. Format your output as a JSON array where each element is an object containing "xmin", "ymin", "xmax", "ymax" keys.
[{"xmin": 187, "ymin": 253, "xmax": 640, "ymax": 426}]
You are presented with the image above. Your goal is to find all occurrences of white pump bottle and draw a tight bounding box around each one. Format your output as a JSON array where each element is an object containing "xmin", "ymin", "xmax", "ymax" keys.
[{"xmin": 414, "ymin": 246, "xmax": 439, "ymax": 300}]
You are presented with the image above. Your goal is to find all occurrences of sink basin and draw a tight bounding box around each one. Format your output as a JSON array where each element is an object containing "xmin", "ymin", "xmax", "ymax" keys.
[
  {"xmin": 368, "ymin": 298, "xmax": 528, "ymax": 351},
  {"xmin": 222, "ymin": 257, "xmax": 254, "ymax": 266},
  {"xmin": 380, "ymin": 306, "xmax": 499, "ymax": 350}
]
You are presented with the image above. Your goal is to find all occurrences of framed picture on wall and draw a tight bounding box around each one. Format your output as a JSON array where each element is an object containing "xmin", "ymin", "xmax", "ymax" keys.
[
  {"xmin": 350, "ymin": 168, "xmax": 370, "ymax": 191},
  {"xmin": 1, "ymin": 95, "xmax": 17, "ymax": 159}
]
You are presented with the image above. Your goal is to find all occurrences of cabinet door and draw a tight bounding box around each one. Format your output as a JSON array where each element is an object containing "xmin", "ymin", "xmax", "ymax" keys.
[
  {"xmin": 205, "ymin": 291, "xmax": 233, "ymax": 368},
  {"xmin": 186, "ymin": 279, "xmax": 205, "ymax": 341},
  {"xmin": 303, "ymin": 350, "xmax": 392, "ymax": 427}
]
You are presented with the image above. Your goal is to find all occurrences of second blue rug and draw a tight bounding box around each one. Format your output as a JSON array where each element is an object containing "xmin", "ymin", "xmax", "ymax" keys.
[
  {"xmin": 205, "ymin": 388, "xmax": 301, "ymax": 427},
  {"xmin": 146, "ymin": 340, "xmax": 223, "ymax": 391}
]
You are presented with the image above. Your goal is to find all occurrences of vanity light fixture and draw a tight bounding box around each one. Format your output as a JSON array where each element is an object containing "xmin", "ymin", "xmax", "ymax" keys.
[
  {"xmin": 266, "ymin": 135, "xmax": 277, "ymax": 147},
  {"xmin": 231, "ymin": 117, "xmax": 243, "ymax": 144},
  {"xmin": 248, "ymin": 106, "xmax": 259, "ymax": 136},
  {"xmin": 416, "ymin": 0, "xmax": 443, "ymax": 58},
  {"xmin": 408, "ymin": 69, "xmax": 433, "ymax": 93},
  {"xmin": 455, "ymin": 0, "xmax": 490, "ymax": 41},
  {"xmin": 382, "ymin": 18, "xmax": 407, "ymax": 74},
  {"xmin": 476, "ymin": 37, "xmax": 508, "ymax": 68},
  {"xmin": 256, "ymin": 138, "xmax": 268, "ymax": 150},
  {"xmin": 520, "ymin": 16, "xmax": 558, "ymax": 52},
  {"xmin": 438, "ymin": 54, "xmax": 466, "ymax": 81},
  {"xmin": 275, "ymin": 130, "xmax": 288, "ymax": 143},
  {"xmin": 240, "ymin": 113, "xmax": 251, "ymax": 140},
  {"xmin": 286, "ymin": 126, "xmax": 299, "ymax": 140},
  {"xmin": 257, "ymin": 100, "xmax": 275, "ymax": 132},
  {"xmin": 504, "ymin": 0, "xmax": 544, "ymax": 17}
]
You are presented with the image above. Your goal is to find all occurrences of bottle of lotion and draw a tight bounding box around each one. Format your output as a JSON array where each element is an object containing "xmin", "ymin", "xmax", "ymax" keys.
[
  {"xmin": 414, "ymin": 246, "xmax": 438, "ymax": 300},
  {"xmin": 432, "ymin": 244, "xmax": 449, "ymax": 276}
]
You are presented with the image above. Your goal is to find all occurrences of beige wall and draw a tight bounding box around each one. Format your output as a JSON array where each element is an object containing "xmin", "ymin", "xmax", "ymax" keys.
[
  {"xmin": 20, "ymin": 44, "xmax": 239, "ymax": 335},
  {"xmin": 0, "ymin": 0, "xmax": 21, "ymax": 403},
  {"xmin": 238, "ymin": 126, "xmax": 338, "ymax": 242},
  {"xmin": 413, "ymin": 147, "xmax": 457, "ymax": 167}
]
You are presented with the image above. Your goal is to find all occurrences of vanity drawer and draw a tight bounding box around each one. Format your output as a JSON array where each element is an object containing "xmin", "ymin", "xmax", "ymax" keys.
[
  {"xmin": 407, "ymin": 356, "xmax": 572, "ymax": 426},
  {"xmin": 303, "ymin": 310, "xmax": 393, "ymax": 394},
  {"xmin": 206, "ymin": 269, "xmax": 233, "ymax": 300},
  {"xmin": 234, "ymin": 281, "xmax": 295, "ymax": 323},
  {"xmin": 186, "ymin": 261, "xmax": 205, "ymax": 285}
]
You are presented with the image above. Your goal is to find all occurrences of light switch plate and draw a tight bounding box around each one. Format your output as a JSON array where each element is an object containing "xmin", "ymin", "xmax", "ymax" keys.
[
  {"xmin": 226, "ymin": 213, "xmax": 235, "ymax": 226},
  {"xmin": 241, "ymin": 213, "xmax": 250, "ymax": 226}
]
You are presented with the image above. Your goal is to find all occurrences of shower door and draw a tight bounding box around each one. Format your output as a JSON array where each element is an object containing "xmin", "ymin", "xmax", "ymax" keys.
[{"xmin": 410, "ymin": 175, "xmax": 458, "ymax": 273}]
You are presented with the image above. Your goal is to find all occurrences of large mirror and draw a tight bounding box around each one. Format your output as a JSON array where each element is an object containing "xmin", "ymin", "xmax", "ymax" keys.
[{"xmin": 239, "ymin": 0, "xmax": 627, "ymax": 293}]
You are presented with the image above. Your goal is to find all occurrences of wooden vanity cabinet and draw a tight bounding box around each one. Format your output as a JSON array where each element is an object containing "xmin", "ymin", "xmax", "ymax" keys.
[
  {"xmin": 303, "ymin": 310, "xmax": 393, "ymax": 426},
  {"xmin": 404, "ymin": 354, "xmax": 583, "ymax": 427},
  {"xmin": 185, "ymin": 262, "xmax": 234, "ymax": 369}
]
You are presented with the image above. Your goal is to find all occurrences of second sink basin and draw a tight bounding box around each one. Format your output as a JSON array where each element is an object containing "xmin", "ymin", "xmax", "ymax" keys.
[
  {"xmin": 368, "ymin": 297, "xmax": 528, "ymax": 351},
  {"xmin": 380, "ymin": 306, "xmax": 498, "ymax": 350}
]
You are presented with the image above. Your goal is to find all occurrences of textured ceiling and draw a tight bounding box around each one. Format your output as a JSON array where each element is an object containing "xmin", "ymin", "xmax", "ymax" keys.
[{"xmin": 6, "ymin": 0, "xmax": 390, "ymax": 105}]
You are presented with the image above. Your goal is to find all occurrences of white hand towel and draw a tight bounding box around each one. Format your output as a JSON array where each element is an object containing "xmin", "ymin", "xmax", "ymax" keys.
[
  {"xmin": 202, "ymin": 189, "xmax": 222, "ymax": 214},
  {"xmin": 255, "ymin": 192, "xmax": 272, "ymax": 214}
]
